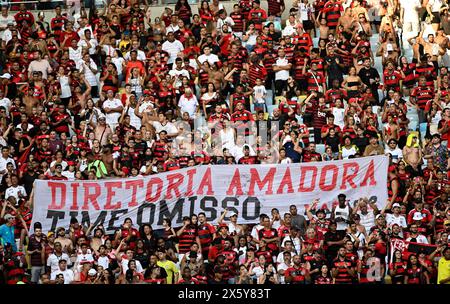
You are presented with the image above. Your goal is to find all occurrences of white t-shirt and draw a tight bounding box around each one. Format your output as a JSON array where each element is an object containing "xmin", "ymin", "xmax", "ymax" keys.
[
  {"xmin": 58, "ymin": 75, "xmax": 72, "ymax": 98},
  {"xmin": 103, "ymin": 98, "xmax": 123, "ymax": 126},
  {"xmin": 0, "ymin": 97, "xmax": 11, "ymax": 116},
  {"xmin": 121, "ymin": 257, "xmax": 144, "ymax": 274},
  {"xmin": 78, "ymin": 38, "xmax": 98, "ymax": 55},
  {"xmin": 178, "ymin": 94, "xmax": 199, "ymax": 119},
  {"xmin": 5, "ymin": 185, "xmax": 26, "ymax": 201},
  {"xmin": 198, "ymin": 53, "xmax": 220, "ymax": 66},
  {"xmin": 400, "ymin": 0, "xmax": 421, "ymax": 22},
  {"xmin": 47, "ymin": 253, "xmax": 71, "ymax": 273},
  {"xmin": 162, "ymin": 40, "xmax": 184, "ymax": 64},
  {"xmin": 406, "ymin": 234, "xmax": 429, "ymax": 244},
  {"xmin": 385, "ymin": 147, "xmax": 403, "ymax": 163},
  {"xmin": 50, "ymin": 269, "xmax": 74, "ymax": 284},
  {"xmin": 386, "ymin": 213, "xmax": 408, "ymax": 228},
  {"xmin": 358, "ymin": 211, "xmax": 375, "ymax": 233},
  {"xmin": 274, "ymin": 58, "xmax": 290, "ymax": 81},
  {"xmin": 332, "ymin": 108, "xmax": 345, "ymax": 129},
  {"xmin": 124, "ymin": 50, "xmax": 147, "ymax": 62},
  {"xmin": 151, "ymin": 121, "xmax": 178, "ymax": 137},
  {"xmin": 112, "ymin": 57, "xmax": 126, "ymax": 75},
  {"xmin": 253, "ymin": 85, "xmax": 267, "ymax": 103}
]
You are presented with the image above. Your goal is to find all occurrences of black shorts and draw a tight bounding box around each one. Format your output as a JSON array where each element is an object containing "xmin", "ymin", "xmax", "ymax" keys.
[
  {"xmin": 431, "ymin": 12, "xmax": 441, "ymax": 24},
  {"xmin": 303, "ymin": 20, "xmax": 315, "ymax": 31}
]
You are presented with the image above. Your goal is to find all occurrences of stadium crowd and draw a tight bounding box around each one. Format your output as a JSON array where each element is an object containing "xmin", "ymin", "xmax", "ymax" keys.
[{"xmin": 0, "ymin": 0, "xmax": 449, "ymax": 285}]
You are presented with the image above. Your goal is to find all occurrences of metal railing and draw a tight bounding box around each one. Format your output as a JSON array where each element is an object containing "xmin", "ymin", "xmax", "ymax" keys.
[
  {"xmin": 1, "ymin": 1, "xmax": 67, "ymax": 11},
  {"xmin": 2, "ymin": 0, "xmax": 235, "ymax": 11}
]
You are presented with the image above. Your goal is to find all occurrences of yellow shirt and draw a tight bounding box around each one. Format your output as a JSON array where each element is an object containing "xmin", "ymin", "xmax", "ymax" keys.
[
  {"xmin": 437, "ymin": 257, "xmax": 450, "ymax": 284},
  {"xmin": 157, "ymin": 260, "xmax": 179, "ymax": 284}
]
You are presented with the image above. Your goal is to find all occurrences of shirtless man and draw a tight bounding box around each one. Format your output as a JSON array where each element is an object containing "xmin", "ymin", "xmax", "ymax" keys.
[
  {"xmin": 351, "ymin": 0, "xmax": 370, "ymax": 21},
  {"xmin": 54, "ymin": 227, "xmax": 74, "ymax": 254},
  {"xmin": 417, "ymin": 30, "xmax": 446, "ymax": 68},
  {"xmin": 316, "ymin": 17, "xmax": 329, "ymax": 40},
  {"xmin": 407, "ymin": 36, "xmax": 422, "ymax": 63},
  {"xmin": 89, "ymin": 227, "xmax": 105, "ymax": 255},
  {"xmin": 101, "ymin": 146, "xmax": 114, "ymax": 175},
  {"xmin": 383, "ymin": 114, "xmax": 399, "ymax": 144},
  {"xmin": 93, "ymin": 115, "xmax": 113, "ymax": 147},
  {"xmin": 22, "ymin": 85, "xmax": 39, "ymax": 116},
  {"xmin": 376, "ymin": 33, "xmax": 399, "ymax": 66},
  {"xmin": 353, "ymin": 13, "xmax": 372, "ymax": 37},
  {"xmin": 338, "ymin": 8, "xmax": 354, "ymax": 34}
]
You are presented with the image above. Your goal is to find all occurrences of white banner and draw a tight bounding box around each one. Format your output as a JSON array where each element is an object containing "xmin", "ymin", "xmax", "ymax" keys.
[{"xmin": 31, "ymin": 156, "xmax": 389, "ymax": 233}]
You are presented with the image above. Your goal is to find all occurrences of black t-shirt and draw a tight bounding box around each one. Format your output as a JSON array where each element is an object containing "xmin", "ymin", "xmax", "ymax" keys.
[
  {"xmin": 21, "ymin": 171, "xmax": 38, "ymax": 196},
  {"xmin": 358, "ymin": 67, "xmax": 380, "ymax": 87},
  {"xmin": 324, "ymin": 230, "xmax": 345, "ymax": 256},
  {"xmin": 325, "ymin": 55, "xmax": 344, "ymax": 80},
  {"xmin": 144, "ymin": 264, "xmax": 168, "ymax": 280},
  {"xmin": 325, "ymin": 136, "xmax": 340, "ymax": 153},
  {"xmin": 353, "ymin": 136, "xmax": 369, "ymax": 154}
]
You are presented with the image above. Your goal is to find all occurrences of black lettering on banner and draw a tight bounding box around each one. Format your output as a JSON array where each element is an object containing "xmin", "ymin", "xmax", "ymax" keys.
[
  {"xmin": 242, "ymin": 197, "xmax": 261, "ymax": 220},
  {"xmin": 47, "ymin": 210, "xmax": 65, "ymax": 231},
  {"xmin": 200, "ymin": 196, "xmax": 218, "ymax": 221},
  {"xmin": 69, "ymin": 211, "xmax": 78, "ymax": 225},
  {"xmin": 159, "ymin": 199, "xmax": 184, "ymax": 226},
  {"xmin": 107, "ymin": 209, "xmax": 128, "ymax": 232},
  {"xmin": 188, "ymin": 196, "xmax": 198, "ymax": 217},
  {"xmin": 137, "ymin": 203, "xmax": 156, "ymax": 226},
  {"xmin": 222, "ymin": 197, "xmax": 239, "ymax": 221},
  {"xmin": 80, "ymin": 211, "xmax": 107, "ymax": 227}
]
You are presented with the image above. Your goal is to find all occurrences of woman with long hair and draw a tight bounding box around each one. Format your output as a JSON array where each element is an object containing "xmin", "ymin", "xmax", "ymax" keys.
[
  {"xmin": 175, "ymin": 0, "xmax": 193, "ymax": 26},
  {"xmin": 342, "ymin": 66, "xmax": 362, "ymax": 99},
  {"xmin": 404, "ymin": 254, "xmax": 430, "ymax": 284}
]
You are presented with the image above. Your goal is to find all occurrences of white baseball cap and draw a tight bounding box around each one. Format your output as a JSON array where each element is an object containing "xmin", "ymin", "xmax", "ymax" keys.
[
  {"xmin": 0, "ymin": 73, "xmax": 11, "ymax": 79},
  {"xmin": 88, "ymin": 269, "xmax": 97, "ymax": 276},
  {"xmin": 412, "ymin": 212, "xmax": 423, "ymax": 221},
  {"xmin": 392, "ymin": 203, "xmax": 401, "ymax": 208}
]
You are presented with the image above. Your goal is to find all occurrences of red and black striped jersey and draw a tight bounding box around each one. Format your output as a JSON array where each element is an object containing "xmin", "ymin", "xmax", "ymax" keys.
[
  {"xmin": 401, "ymin": 63, "xmax": 416, "ymax": 87},
  {"xmin": 405, "ymin": 266, "xmax": 423, "ymax": 284},
  {"xmin": 14, "ymin": 11, "xmax": 34, "ymax": 27},
  {"xmin": 163, "ymin": 159, "xmax": 181, "ymax": 171},
  {"xmin": 248, "ymin": 63, "xmax": 267, "ymax": 87},
  {"xmin": 415, "ymin": 63, "xmax": 437, "ymax": 87},
  {"xmin": 238, "ymin": 156, "xmax": 258, "ymax": 164},
  {"xmin": 323, "ymin": 1, "xmax": 342, "ymax": 27},
  {"xmin": 50, "ymin": 16, "xmax": 67, "ymax": 41},
  {"xmin": 248, "ymin": 8, "xmax": 268, "ymax": 30},
  {"xmin": 315, "ymin": 275, "xmax": 333, "ymax": 284},
  {"xmin": 301, "ymin": 252, "xmax": 315, "ymax": 263},
  {"xmin": 410, "ymin": 85, "xmax": 434, "ymax": 110},
  {"xmin": 310, "ymin": 58, "xmax": 325, "ymax": 74},
  {"xmin": 258, "ymin": 228, "xmax": 278, "ymax": 252},
  {"xmin": 152, "ymin": 140, "xmax": 169, "ymax": 162},
  {"xmin": 306, "ymin": 71, "xmax": 325, "ymax": 92},
  {"xmin": 267, "ymin": 0, "xmax": 285, "ymax": 16},
  {"xmin": 198, "ymin": 223, "xmax": 216, "ymax": 248},
  {"xmin": 383, "ymin": 69, "xmax": 403, "ymax": 91},
  {"xmin": 285, "ymin": 265, "xmax": 308, "ymax": 283},
  {"xmin": 230, "ymin": 12, "xmax": 245, "ymax": 32},
  {"xmin": 293, "ymin": 53, "xmax": 308, "ymax": 80},
  {"xmin": 332, "ymin": 258, "xmax": 355, "ymax": 284},
  {"xmin": 293, "ymin": 33, "xmax": 312, "ymax": 51},
  {"xmin": 239, "ymin": 0, "xmax": 252, "ymax": 19},
  {"xmin": 178, "ymin": 225, "xmax": 198, "ymax": 254}
]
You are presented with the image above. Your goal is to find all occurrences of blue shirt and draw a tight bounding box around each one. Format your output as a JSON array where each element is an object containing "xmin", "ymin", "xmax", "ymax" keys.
[{"xmin": 0, "ymin": 224, "xmax": 16, "ymax": 252}]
